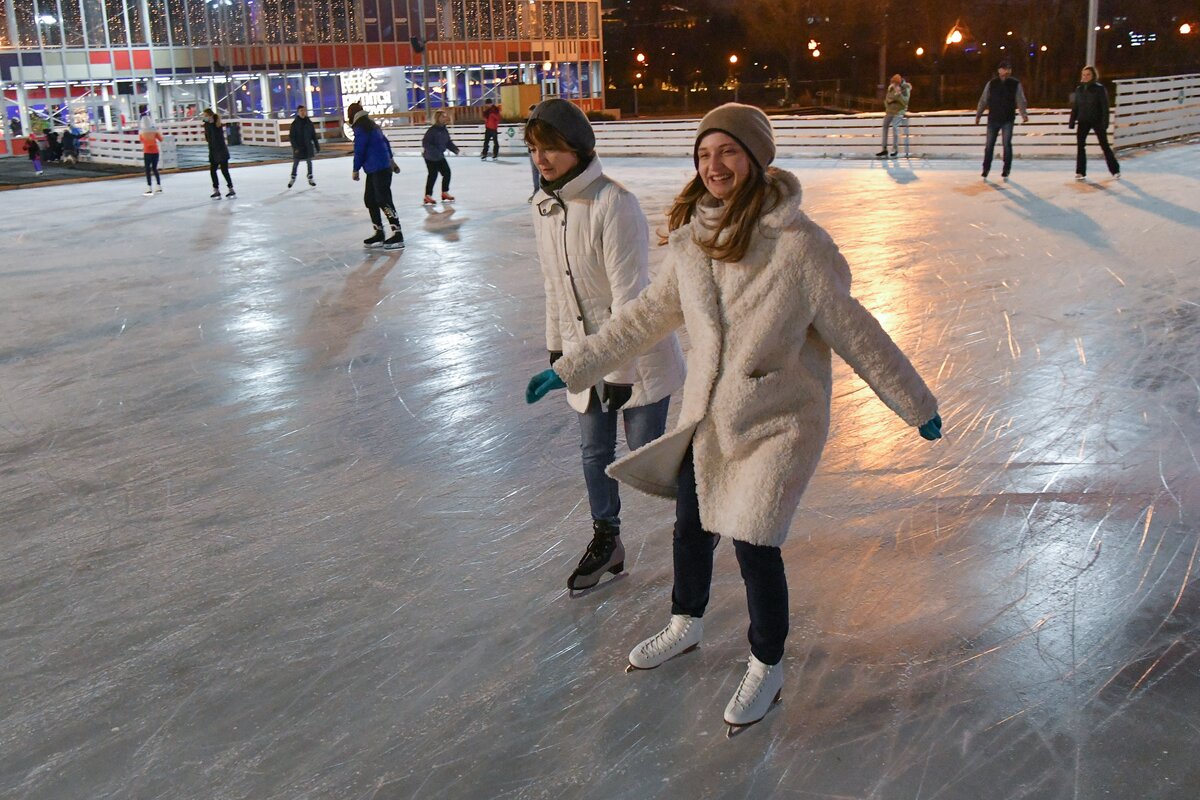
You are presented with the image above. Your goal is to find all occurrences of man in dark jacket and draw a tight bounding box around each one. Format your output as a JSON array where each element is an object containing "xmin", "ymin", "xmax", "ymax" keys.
[
  {"xmin": 975, "ymin": 62, "xmax": 1029, "ymax": 180},
  {"xmin": 1068, "ymin": 65, "xmax": 1120, "ymax": 180},
  {"xmin": 287, "ymin": 105, "xmax": 320, "ymax": 188}
]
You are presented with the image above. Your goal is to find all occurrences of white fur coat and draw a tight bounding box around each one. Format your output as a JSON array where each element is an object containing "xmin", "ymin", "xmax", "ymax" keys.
[{"xmin": 553, "ymin": 169, "xmax": 938, "ymax": 547}]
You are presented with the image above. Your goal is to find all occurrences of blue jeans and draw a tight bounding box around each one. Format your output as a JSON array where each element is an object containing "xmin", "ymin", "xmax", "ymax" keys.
[
  {"xmin": 982, "ymin": 120, "xmax": 1015, "ymax": 176},
  {"xmin": 670, "ymin": 446, "xmax": 789, "ymax": 665},
  {"xmin": 577, "ymin": 392, "xmax": 670, "ymax": 523},
  {"xmin": 881, "ymin": 113, "xmax": 905, "ymax": 151}
]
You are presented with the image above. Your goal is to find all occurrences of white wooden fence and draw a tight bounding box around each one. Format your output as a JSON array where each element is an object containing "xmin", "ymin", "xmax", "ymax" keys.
[
  {"xmin": 1114, "ymin": 73, "xmax": 1200, "ymax": 147},
  {"xmin": 381, "ymin": 73, "xmax": 1200, "ymax": 160},
  {"xmin": 87, "ymin": 132, "xmax": 179, "ymax": 168}
]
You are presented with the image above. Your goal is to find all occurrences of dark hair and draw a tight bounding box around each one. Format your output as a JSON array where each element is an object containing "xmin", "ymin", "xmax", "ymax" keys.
[
  {"xmin": 296, "ymin": 104, "xmax": 306, "ymax": 112},
  {"xmin": 997, "ymin": 61, "xmax": 1012, "ymax": 70},
  {"xmin": 204, "ymin": 108, "xmax": 222, "ymax": 126},
  {"xmin": 523, "ymin": 118, "xmax": 594, "ymax": 162}
]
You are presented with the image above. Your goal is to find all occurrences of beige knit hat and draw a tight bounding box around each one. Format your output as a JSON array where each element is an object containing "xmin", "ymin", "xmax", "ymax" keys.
[{"xmin": 694, "ymin": 103, "xmax": 775, "ymax": 169}]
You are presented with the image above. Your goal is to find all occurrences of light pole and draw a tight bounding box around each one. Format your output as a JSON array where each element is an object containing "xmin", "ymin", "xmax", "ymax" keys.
[
  {"xmin": 1086, "ymin": 0, "xmax": 1098, "ymax": 67},
  {"xmin": 728, "ymin": 54, "xmax": 738, "ymax": 103},
  {"xmin": 209, "ymin": 0, "xmax": 235, "ymax": 120},
  {"xmin": 415, "ymin": 0, "xmax": 432, "ymax": 119},
  {"xmin": 634, "ymin": 52, "xmax": 645, "ymax": 117}
]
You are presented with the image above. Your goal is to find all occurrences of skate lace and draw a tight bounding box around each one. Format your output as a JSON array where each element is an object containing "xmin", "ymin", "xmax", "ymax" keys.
[
  {"xmin": 644, "ymin": 620, "xmax": 688, "ymax": 657},
  {"xmin": 732, "ymin": 662, "xmax": 765, "ymax": 707}
]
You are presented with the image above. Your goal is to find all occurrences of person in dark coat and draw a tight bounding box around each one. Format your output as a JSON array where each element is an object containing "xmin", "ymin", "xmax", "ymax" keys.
[
  {"xmin": 974, "ymin": 62, "xmax": 1029, "ymax": 180},
  {"xmin": 26, "ymin": 135, "xmax": 43, "ymax": 176},
  {"xmin": 1068, "ymin": 65, "xmax": 1120, "ymax": 181},
  {"xmin": 349, "ymin": 102, "xmax": 405, "ymax": 250},
  {"xmin": 287, "ymin": 105, "xmax": 320, "ymax": 188},
  {"xmin": 202, "ymin": 108, "xmax": 235, "ymax": 198},
  {"xmin": 421, "ymin": 110, "xmax": 460, "ymax": 204}
]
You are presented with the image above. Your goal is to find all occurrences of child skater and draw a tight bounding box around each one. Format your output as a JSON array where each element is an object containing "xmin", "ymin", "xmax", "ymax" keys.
[
  {"xmin": 526, "ymin": 103, "xmax": 943, "ymax": 735},
  {"xmin": 27, "ymin": 134, "xmax": 43, "ymax": 176},
  {"xmin": 139, "ymin": 116, "xmax": 164, "ymax": 195}
]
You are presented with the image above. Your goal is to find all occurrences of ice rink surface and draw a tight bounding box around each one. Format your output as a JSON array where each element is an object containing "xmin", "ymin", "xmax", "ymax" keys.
[{"xmin": 2, "ymin": 144, "xmax": 1199, "ymax": 799}]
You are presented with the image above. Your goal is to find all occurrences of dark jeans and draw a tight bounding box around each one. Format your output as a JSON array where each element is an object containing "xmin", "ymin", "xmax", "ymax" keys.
[
  {"xmin": 424, "ymin": 157, "xmax": 451, "ymax": 196},
  {"xmin": 670, "ymin": 446, "xmax": 789, "ymax": 666},
  {"xmin": 364, "ymin": 169, "xmax": 400, "ymax": 231},
  {"xmin": 982, "ymin": 120, "xmax": 1015, "ymax": 176},
  {"xmin": 482, "ymin": 129, "xmax": 499, "ymax": 158},
  {"xmin": 143, "ymin": 153, "xmax": 160, "ymax": 185},
  {"xmin": 1075, "ymin": 122, "xmax": 1120, "ymax": 176},
  {"xmin": 209, "ymin": 160, "xmax": 232, "ymax": 189},
  {"xmin": 291, "ymin": 153, "xmax": 313, "ymax": 178},
  {"xmin": 577, "ymin": 393, "xmax": 670, "ymax": 523}
]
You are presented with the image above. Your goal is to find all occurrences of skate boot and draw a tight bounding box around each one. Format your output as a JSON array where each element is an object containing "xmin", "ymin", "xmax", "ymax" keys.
[
  {"xmin": 363, "ymin": 228, "xmax": 385, "ymax": 248},
  {"xmin": 288, "ymin": 176, "xmax": 295, "ymax": 188},
  {"xmin": 626, "ymin": 614, "xmax": 703, "ymax": 672},
  {"xmin": 422, "ymin": 195, "xmax": 436, "ymax": 205},
  {"xmin": 143, "ymin": 187, "xmax": 153, "ymax": 196},
  {"xmin": 383, "ymin": 231, "xmax": 406, "ymax": 250},
  {"xmin": 225, "ymin": 187, "xmax": 236, "ymax": 198},
  {"xmin": 210, "ymin": 189, "xmax": 221, "ymax": 199},
  {"xmin": 155, "ymin": 185, "xmax": 162, "ymax": 193},
  {"xmin": 723, "ymin": 654, "xmax": 784, "ymax": 737},
  {"xmin": 441, "ymin": 192, "xmax": 455, "ymax": 202},
  {"xmin": 308, "ymin": 176, "xmax": 316, "ymax": 187},
  {"xmin": 567, "ymin": 520, "xmax": 624, "ymax": 592}
]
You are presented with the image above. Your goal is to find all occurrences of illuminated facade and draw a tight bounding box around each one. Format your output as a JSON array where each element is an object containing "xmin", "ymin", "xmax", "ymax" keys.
[{"xmin": 0, "ymin": 0, "xmax": 604, "ymax": 131}]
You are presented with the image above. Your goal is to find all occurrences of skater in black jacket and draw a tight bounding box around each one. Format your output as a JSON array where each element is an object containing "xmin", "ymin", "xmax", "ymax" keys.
[
  {"xmin": 1068, "ymin": 65, "xmax": 1120, "ymax": 181},
  {"xmin": 287, "ymin": 105, "xmax": 320, "ymax": 188},
  {"xmin": 974, "ymin": 62, "xmax": 1029, "ymax": 180},
  {"xmin": 202, "ymin": 108, "xmax": 235, "ymax": 198}
]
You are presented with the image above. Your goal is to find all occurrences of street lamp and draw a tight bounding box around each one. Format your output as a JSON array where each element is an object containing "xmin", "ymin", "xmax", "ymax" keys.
[
  {"xmin": 728, "ymin": 54, "xmax": 739, "ymax": 102},
  {"xmin": 633, "ymin": 53, "xmax": 645, "ymax": 117}
]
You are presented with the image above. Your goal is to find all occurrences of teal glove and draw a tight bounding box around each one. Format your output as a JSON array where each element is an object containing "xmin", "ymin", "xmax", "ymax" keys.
[
  {"xmin": 918, "ymin": 413, "xmax": 943, "ymax": 441},
  {"xmin": 526, "ymin": 368, "xmax": 566, "ymax": 404}
]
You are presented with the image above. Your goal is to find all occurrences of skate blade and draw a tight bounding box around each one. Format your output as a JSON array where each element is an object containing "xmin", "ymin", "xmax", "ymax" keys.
[
  {"xmin": 568, "ymin": 569, "xmax": 626, "ymax": 599},
  {"xmin": 625, "ymin": 642, "xmax": 699, "ymax": 672},
  {"xmin": 724, "ymin": 690, "xmax": 782, "ymax": 738}
]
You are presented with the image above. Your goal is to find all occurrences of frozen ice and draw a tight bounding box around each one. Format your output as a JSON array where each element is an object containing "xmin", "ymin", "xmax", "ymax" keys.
[{"xmin": 2, "ymin": 144, "xmax": 1199, "ymax": 799}]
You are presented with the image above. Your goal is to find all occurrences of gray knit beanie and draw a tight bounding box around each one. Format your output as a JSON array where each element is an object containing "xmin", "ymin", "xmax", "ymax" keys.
[
  {"xmin": 528, "ymin": 99, "xmax": 595, "ymax": 155},
  {"xmin": 694, "ymin": 103, "xmax": 775, "ymax": 169}
]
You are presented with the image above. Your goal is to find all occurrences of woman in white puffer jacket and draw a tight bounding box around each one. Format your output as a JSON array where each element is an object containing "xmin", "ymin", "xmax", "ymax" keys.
[{"xmin": 527, "ymin": 99, "xmax": 686, "ymax": 594}]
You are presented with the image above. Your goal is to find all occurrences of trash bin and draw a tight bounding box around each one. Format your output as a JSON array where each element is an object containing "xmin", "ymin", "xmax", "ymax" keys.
[{"xmin": 225, "ymin": 121, "xmax": 241, "ymax": 146}]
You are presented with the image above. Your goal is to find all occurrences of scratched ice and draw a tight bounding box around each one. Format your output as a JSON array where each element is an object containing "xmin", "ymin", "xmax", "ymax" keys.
[{"xmin": 1, "ymin": 143, "xmax": 1198, "ymax": 799}]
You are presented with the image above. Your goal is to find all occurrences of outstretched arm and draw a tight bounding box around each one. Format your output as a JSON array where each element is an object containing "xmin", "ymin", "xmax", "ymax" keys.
[{"xmin": 805, "ymin": 231, "xmax": 939, "ymax": 429}]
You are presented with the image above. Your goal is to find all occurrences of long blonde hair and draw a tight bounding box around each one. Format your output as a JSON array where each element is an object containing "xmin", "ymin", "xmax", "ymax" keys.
[{"xmin": 665, "ymin": 166, "xmax": 783, "ymax": 263}]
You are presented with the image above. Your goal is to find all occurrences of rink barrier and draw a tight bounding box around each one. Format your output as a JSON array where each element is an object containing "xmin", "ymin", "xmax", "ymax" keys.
[
  {"xmin": 87, "ymin": 132, "xmax": 180, "ymax": 169},
  {"xmin": 1114, "ymin": 74, "xmax": 1200, "ymax": 148},
  {"xmin": 381, "ymin": 110, "xmax": 1092, "ymax": 160}
]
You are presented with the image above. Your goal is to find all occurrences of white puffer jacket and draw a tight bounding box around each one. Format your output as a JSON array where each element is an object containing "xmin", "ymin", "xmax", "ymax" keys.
[{"xmin": 532, "ymin": 157, "xmax": 685, "ymax": 413}]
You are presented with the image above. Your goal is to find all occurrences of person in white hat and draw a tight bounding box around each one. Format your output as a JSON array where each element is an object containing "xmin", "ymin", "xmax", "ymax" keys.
[{"xmin": 527, "ymin": 102, "xmax": 943, "ymax": 734}]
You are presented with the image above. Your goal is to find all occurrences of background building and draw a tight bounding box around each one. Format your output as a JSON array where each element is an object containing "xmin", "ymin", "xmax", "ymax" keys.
[{"xmin": 0, "ymin": 0, "xmax": 604, "ymax": 133}]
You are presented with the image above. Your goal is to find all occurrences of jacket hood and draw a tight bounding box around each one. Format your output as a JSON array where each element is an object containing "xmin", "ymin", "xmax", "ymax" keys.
[{"xmin": 668, "ymin": 167, "xmax": 803, "ymax": 247}]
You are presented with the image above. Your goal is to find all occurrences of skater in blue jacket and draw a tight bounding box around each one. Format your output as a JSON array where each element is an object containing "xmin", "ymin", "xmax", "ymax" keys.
[{"xmin": 349, "ymin": 102, "xmax": 405, "ymax": 250}]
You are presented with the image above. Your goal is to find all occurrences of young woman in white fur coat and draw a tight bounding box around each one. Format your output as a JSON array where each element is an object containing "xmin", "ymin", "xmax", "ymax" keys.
[{"xmin": 526, "ymin": 103, "xmax": 943, "ymax": 734}]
